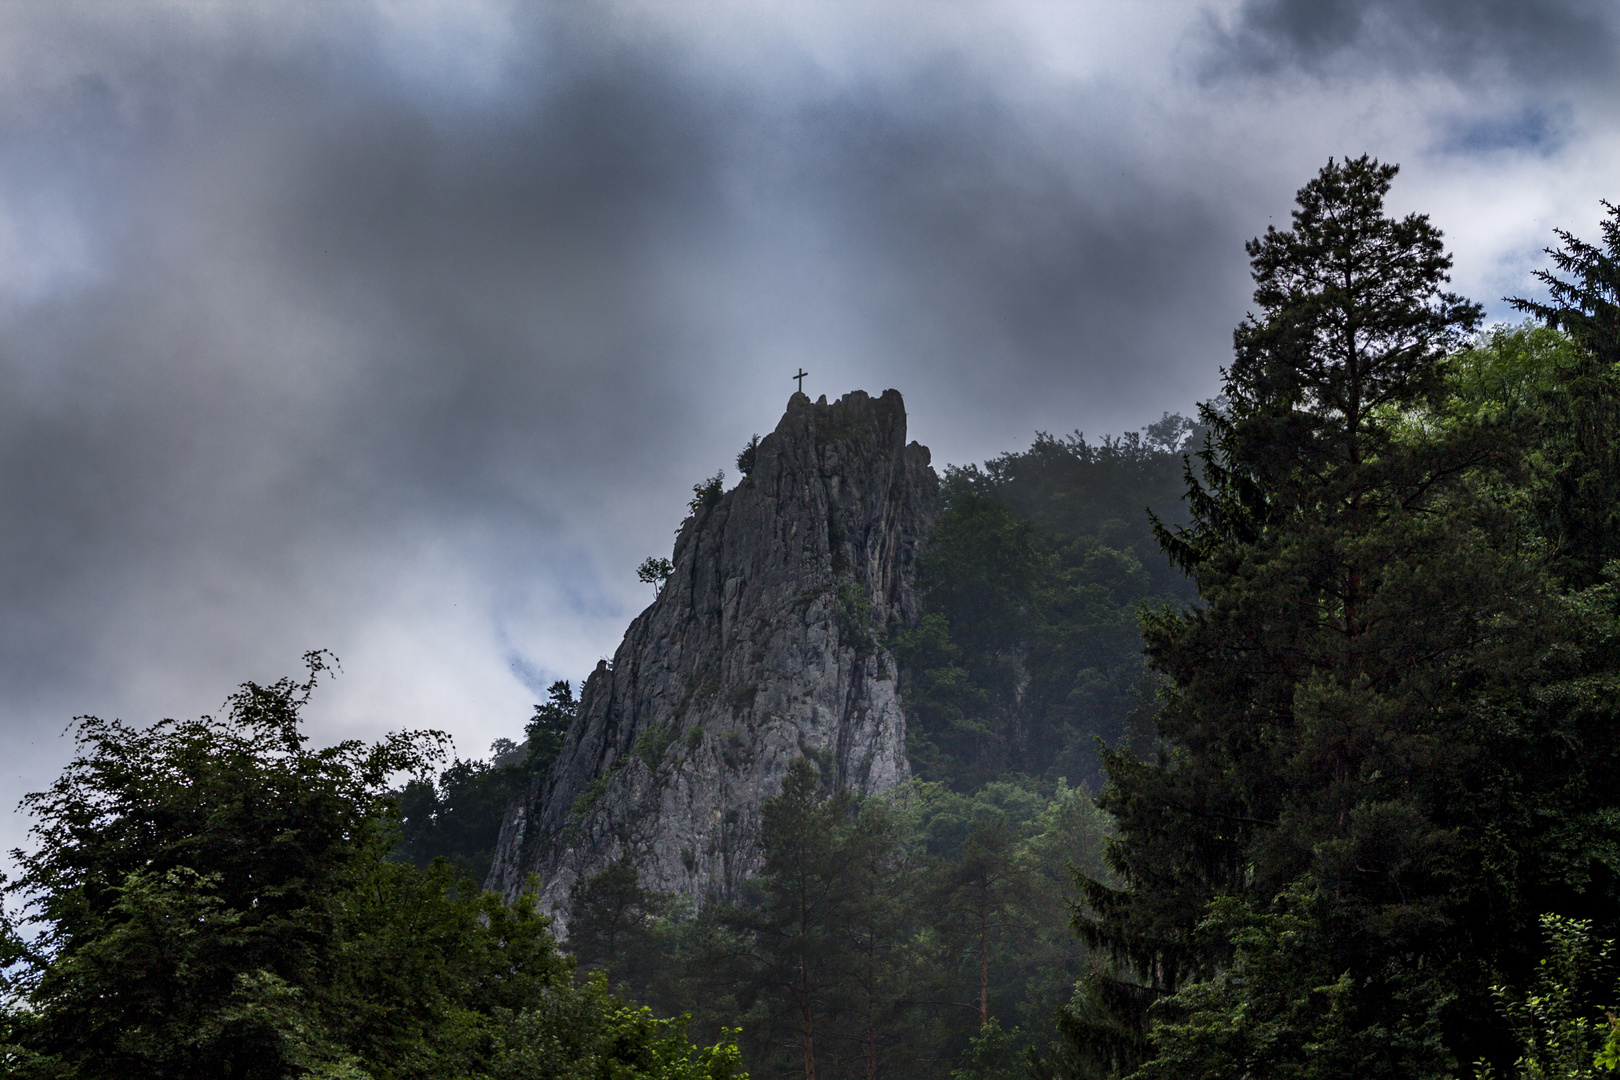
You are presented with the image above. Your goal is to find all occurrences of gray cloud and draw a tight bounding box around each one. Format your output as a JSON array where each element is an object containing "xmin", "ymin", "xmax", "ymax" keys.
[
  {"xmin": 1205, "ymin": 0, "xmax": 1619, "ymax": 85},
  {"xmin": 0, "ymin": 9, "xmax": 1233, "ymax": 716}
]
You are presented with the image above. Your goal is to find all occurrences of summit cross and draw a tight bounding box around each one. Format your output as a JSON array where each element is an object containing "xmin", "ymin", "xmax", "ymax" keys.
[{"xmin": 793, "ymin": 368, "xmax": 809, "ymax": 393}]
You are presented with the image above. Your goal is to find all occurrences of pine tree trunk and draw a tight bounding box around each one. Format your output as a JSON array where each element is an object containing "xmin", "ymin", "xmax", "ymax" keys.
[
  {"xmin": 865, "ymin": 936, "xmax": 879, "ymax": 1080},
  {"xmin": 801, "ymin": 887, "xmax": 817, "ymax": 1080},
  {"xmin": 978, "ymin": 886, "xmax": 990, "ymax": 1028}
]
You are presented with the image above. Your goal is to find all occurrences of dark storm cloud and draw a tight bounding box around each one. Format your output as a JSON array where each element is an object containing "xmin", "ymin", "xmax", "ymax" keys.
[
  {"xmin": 791, "ymin": 74, "xmax": 1238, "ymax": 414},
  {"xmin": 0, "ymin": 2, "xmax": 1247, "ymax": 771},
  {"xmin": 0, "ymin": 14, "xmax": 755, "ymax": 764},
  {"xmin": 1206, "ymin": 0, "xmax": 1619, "ymax": 85}
]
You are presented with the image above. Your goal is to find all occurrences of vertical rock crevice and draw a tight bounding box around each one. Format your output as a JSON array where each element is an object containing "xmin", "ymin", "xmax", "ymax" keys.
[{"xmin": 486, "ymin": 389, "xmax": 938, "ymax": 923}]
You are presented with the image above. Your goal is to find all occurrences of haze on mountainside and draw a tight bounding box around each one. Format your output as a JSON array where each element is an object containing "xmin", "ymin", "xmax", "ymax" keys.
[{"xmin": 0, "ymin": 3, "xmax": 1616, "ymax": 861}]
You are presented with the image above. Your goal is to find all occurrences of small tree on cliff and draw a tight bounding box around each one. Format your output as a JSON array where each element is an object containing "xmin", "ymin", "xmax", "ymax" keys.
[
  {"xmin": 526, "ymin": 678, "xmax": 577, "ymax": 775},
  {"xmin": 639, "ymin": 557, "xmax": 675, "ymax": 594}
]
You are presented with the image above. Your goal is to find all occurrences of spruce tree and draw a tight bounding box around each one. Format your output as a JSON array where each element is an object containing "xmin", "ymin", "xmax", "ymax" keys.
[{"xmin": 1511, "ymin": 202, "xmax": 1620, "ymax": 588}]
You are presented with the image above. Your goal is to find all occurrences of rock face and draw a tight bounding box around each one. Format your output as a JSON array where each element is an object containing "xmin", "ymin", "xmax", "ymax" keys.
[{"xmin": 487, "ymin": 389, "xmax": 938, "ymax": 923}]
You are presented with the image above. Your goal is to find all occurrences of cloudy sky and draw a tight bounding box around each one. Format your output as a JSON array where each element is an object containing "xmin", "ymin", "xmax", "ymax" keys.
[{"xmin": 1, "ymin": 0, "xmax": 1616, "ymax": 852}]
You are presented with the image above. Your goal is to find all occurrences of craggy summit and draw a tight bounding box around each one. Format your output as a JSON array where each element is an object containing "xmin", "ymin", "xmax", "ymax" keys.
[{"xmin": 487, "ymin": 389, "xmax": 939, "ymax": 921}]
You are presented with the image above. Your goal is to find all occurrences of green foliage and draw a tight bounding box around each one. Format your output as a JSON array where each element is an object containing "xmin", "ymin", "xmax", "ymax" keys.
[
  {"xmin": 737, "ymin": 435, "xmax": 762, "ymax": 477},
  {"xmin": 956, "ymin": 421, "xmax": 1197, "ymax": 601},
  {"xmin": 718, "ymin": 758, "xmax": 874, "ymax": 1080},
  {"xmin": 1139, "ymin": 889, "xmax": 1455, "ymax": 1080},
  {"xmin": 393, "ymin": 678, "xmax": 578, "ymax": 883},
  {"xmin": 917, "ymin": 781, "xmax": 1088, "ymax": 1034},
  {"xmin": 1068, "ymin": 157, "xmax": 1620, "ymax": 1080},
  {"xmin": 1507, "ymin": 203, "xmax": 1620, "ymax": 589},
  {"xmin": 569, "ymin": 856, "xmax": 674, "ymax": 989},
  {"xmin": 1478, "ymin": 915, "xmax": 1619, "ymax": 1080},
  {"xmin": 895, "ymin": 423, "xmax": 1193, "ymax": 789},
  {"xmin": 572, "ymin": 774, "xmax": 613, "ymax": 820},
  {"xmin": 527, "ymin": 678, "xmax": 579, "ymax": 776},
  {"xmin": 394, "ymin": 755, "xmax": 525, "ymax": 884},
  {"xmin": 0, "ymin": 657, "xmax": 741, "ymax": 1080},
  {"xmin": 1513, "ymin": 199, "xmax": 1620, "ymax": 366},
  {"xmin": 691, "ymin": 472, "xmax": 726, "ymax": 514},
  {"xmin": 314, "ymin": 858, "xmax": 578, "ymax": 1078},
  {"xmin": 1033, "ymin": 963, "xmax": 1153, "ymax": 1080},
  {"xmin": 952, "ymin": 1018, "xmax": 1031, "ymax": 1080},
  {"xmin": 836, "ymin": 576, "xmax": 879, "ymax": 659},
  {"xmin": 567, "ymin": 767, "xmax": 1113, "ymax": 1080},
  {"xmin": 4, "ymin": 652, "xmax": 446, "ymax": 1078},
  {"xmin": 486, "ymin": 975, "xmax": 745, "ymax": 1080},
  {"xmin": 641, "ymin": 557, "xmax": 677, "ymax": 590},
  {"xmin": 636, "ymin": 722, "xmax": 679, "ymax": 771}
]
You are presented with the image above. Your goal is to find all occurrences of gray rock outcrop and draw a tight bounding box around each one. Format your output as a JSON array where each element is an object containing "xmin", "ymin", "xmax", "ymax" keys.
[{"xmin": 486, "ymin": 389, "xmax": 938, "ymax": 924}]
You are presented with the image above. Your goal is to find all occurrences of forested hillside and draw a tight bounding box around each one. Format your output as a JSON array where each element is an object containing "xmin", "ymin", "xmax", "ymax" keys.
[
  {"xmin": 6, "ymin": 158, "xmax": 1620, "ymax": 1080},
  {"xmin": 895, "ymin": 418, "xmax": 1198, "ymax": 789},
  {"xmin": 381, "ymin": 421, "xmax": 1185, "ymax": 1075},
  {"xmin": 378, "ymin": 398, "xmax": 1208, "ymax": 1077}
]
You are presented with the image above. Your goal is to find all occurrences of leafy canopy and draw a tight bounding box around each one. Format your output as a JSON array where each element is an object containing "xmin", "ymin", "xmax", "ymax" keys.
[{"xmin": 0, "ymin": 654, "xmax": 742, "ymax": 1080}]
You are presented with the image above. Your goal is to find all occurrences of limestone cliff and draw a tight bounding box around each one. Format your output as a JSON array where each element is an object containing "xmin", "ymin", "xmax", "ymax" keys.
[{"xmin": 486, "ymin": 389, "xmax": 938, "ymax": 922}]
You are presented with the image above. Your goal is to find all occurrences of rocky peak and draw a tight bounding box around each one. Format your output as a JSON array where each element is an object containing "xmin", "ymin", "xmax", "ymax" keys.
[{"xmin": 486, "ymin": 389, "xmax": 938, "ymax": 923}]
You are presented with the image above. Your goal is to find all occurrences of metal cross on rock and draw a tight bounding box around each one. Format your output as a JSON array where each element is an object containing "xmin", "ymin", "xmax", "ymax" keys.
[{"xmin": 793, "ymin": 368, "xmax": 809, "ymax": 393}]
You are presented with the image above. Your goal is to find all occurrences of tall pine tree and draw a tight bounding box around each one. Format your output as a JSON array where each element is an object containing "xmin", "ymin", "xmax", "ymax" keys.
[{"xmin": 1071, "ymin": 157, "xmax": 1620, "ymax": 1079}]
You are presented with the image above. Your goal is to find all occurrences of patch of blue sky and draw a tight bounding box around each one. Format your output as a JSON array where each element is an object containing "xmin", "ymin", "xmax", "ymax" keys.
[
  {"xmin": 368, "ymin": 0, "xmax": 538, "ymax": 114},
  {"xmin": 1435, "ymin": 105, "xmax": 1571, "ymax": 157},
  {"xmin": 505, "ymin": 650, "xmax": 556, "ymax": 698}
]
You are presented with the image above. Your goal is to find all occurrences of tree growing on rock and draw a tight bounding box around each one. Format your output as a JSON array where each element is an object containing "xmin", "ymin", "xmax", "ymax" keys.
[{"xmin": 639, "ymin": 557, "xmax": 675, "ymax": 593}]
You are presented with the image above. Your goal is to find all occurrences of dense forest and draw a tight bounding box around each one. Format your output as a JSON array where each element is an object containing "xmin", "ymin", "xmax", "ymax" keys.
[{"xmin": 6, "ymin": 157, "xmax": 1620, "ymax": 1080}]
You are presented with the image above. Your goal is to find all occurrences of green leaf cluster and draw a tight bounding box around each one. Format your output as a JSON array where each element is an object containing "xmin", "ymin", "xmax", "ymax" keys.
[
  {"xmin": 1477, "ymin": 915, "xmax": 1618, "ymax": 1080},
  {"xmin": 690, "ymin": 472, "xmax": 726, "ymax": 515},
  {"xmin": 0, "ymin": 656, "xmax": 741, "ymax": 1080}
]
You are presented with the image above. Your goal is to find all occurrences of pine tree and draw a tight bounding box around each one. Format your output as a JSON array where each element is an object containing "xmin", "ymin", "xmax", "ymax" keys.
[
  {"xmin": 1070, "ymin": 156, "xmax": 1600, "ymax": 1078},
  {"xmin": 720, "ymin": 759, "xmax": 855, "ymax": 1080},
  {"xmin": 833, "ymin": 797, "xmax": 918, "ymax": 1080},
  {"xmin": 568, "ymin": 855, "xmax": 672, "ymax": 996},
  {"xmin": 526, "ymin": 679, "xmax": 578, "ymax": 775}
]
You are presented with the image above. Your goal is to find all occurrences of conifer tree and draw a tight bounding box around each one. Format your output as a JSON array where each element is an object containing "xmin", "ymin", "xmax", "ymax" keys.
[
  {"xmin": 722, "ymin": 759, "xmax": 854, "ymax": 1080},
  {"xmin": 1071, "ymin": 156, "xmax": 1601, "ymax": 1078},
  {"xmin": 568, "ymin": 855, "xmax": 672, "ymax": 994},
  {"xmin": 1511, "ymin": 202, "xmax": 1620, "ymax": 588}
]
